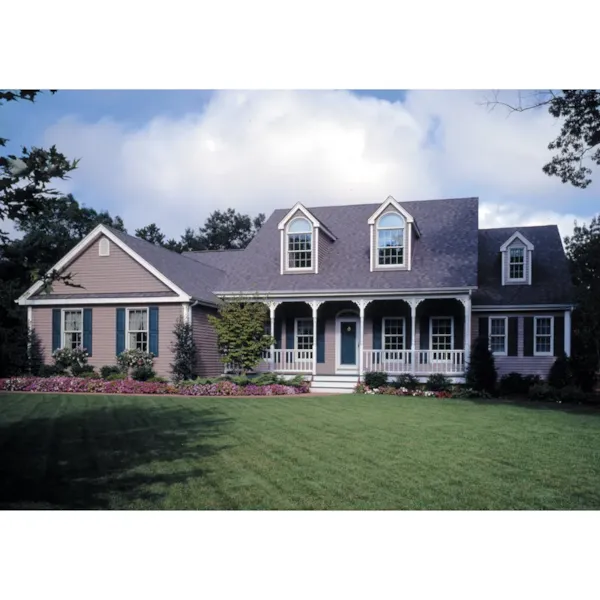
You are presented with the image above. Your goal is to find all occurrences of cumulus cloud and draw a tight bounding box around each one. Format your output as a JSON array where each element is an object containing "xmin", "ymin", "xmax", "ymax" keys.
[{"xmin": 44, "ymin": 90, "xmax": 598, "ymax": 239}]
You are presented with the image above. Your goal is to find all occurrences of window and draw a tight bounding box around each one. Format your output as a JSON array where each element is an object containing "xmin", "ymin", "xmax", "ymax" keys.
[
  {"xmin": 431, "ymin": 317, "xmax": 453, "ymax": 359},
  {"xmin": 295, "ymin": 318, "xmax": 313, "ymax": 350},
  {"xmin": 127, "ymin": 308, "xmax": 148, "ymax": 352},
  {"xmin": 377, "ymin": 213, "xmax": 405, "ymax": 266},
  {"xmin": 383, "ymin": 317, "xmax": 405, "ymax": 350},
  {"xmin": 62, "ymin": 309, "xmax": 83, "ymax": 349},
  {"xmin": 99, "ymin": 238, "xmax": 110, "ymax": 256},
  {"xmin": 287, "ymin": 218, "xmax": 312, "ymax": 269},
  {"xmin": 509, "ymin": 246, "xmax": 525, "ymax": 280},
  {"xmin": 489, "ymin": 317, "xmax": 507, "ymax": 355},
  {"xmin": 534, "ymin": 316, "xmax": 553, "ymax": 355}
]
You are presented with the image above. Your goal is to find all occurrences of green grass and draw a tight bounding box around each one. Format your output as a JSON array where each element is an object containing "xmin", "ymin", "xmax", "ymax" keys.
[{"xmin": 1, "ymin": 393, "xmax": 600, "ymax": 509}]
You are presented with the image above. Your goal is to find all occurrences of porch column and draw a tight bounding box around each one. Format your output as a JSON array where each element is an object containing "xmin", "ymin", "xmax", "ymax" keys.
[
  {"xmin": 268, "ymin": 301, "xmax": 280, "ymax": 370},
  {"xmin": 309, "ymin": 301, "xmax": 322, "ymax": 376},
  {"xmin": 357, "ymin": 299, "xmax": 370, "ymax": 377},
  {"xmin": 564, "ymin": 308, "xmax": 572, "ymax": 357},
  {"xmin": 462, "ymin": 294, "xmax": 472, "ymax": 369}
]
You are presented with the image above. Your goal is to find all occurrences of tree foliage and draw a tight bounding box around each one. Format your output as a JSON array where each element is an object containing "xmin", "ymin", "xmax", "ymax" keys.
[
  {"xmin": 135, "ymin": 222, "xmax": 165, "ymax": 246},
  {"xmin": 466, "ymin": 336, "xmax": 498, "ymax": 393},
  {"xmin": 486, "ymin": 90, "xmax": 600, "ymax": 188},
  {"xmin": 170, "ymin": 315, "xmax": 197, "ymax": 381},
  {"xmin": 207, "ymin": 300, "xmax": 274, "ymax": 375}
]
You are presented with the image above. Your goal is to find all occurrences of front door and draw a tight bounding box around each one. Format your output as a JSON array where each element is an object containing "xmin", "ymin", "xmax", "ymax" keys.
[{"xmin": 338, "ymin": 319, "xmax": 358, "ymax": 372}]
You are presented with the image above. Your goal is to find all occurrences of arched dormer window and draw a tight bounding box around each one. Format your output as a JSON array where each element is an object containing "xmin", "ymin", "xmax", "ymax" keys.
[
  {"xmin": 287, "ymin": 217, "xmax": 313, "ymax": 269},
  {"xmin": 377, "ymin": 212, "xmax": 405, "ymax": 267}
]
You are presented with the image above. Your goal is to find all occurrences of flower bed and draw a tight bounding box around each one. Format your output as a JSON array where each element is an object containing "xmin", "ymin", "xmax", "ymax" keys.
[
  {"xmin": 354, "ymin": 383, "xmax": 453, "ymax": 398},
  {"xmin": 0, "ymin": 377, "xmax": 310, "ymax": 396}
]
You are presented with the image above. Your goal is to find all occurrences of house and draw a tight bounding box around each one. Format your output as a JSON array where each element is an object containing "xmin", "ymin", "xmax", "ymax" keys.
[{"xmin": 17, "ymin": 196, "xmax": 574, "ymax": 392}]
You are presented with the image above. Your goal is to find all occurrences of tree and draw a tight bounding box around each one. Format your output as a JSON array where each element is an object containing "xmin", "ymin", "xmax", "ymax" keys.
[
  {"xmin": 564, "ymin": 215, "xmax": 600, "ymax": 388},
  {"xmin": 466, "ymin": 336, "xmax": 498, "ymax": 393},
  {"xmin": 135, "ymin": 223, "xmax": 165, "ymax": 246},
  {"xmin": 485, "ymin": 90, "xmax": 600, "ymax": 188},
  {"xmin": 170, "ymin": 315, "xmax": 197, "ymax": 381},
  {"xmin": 207, "ymin": 300, "xmax": 274, "ymax": 375}
]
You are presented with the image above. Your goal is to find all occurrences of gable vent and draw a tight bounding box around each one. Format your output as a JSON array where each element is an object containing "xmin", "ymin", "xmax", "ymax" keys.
[{"xmin": 99, "ymin": 238, "xmax": 110, "ymax": 256}]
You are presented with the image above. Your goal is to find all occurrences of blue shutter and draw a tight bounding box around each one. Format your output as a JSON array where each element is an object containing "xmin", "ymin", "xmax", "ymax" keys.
[
  {"xmin": 149, "ymin": 306, "xmax": 159, "ymax": 356},
  {"xmin": 317, "ymin": 318, "xmax": 325, "ymax": 363},
  {"xmin": 286, "ymin": 318, "xmax": 295, "ymax": 350},
  {"xmin": 116, "ymin": 308, "xmax": 125, "ymax": 356},
  {"xmin": 52, "ymin": 309, "xmax": 61, "ymax": 352},
  {"xmin": 83, "ymin": 308, "xmax": 93, "ymax": 356}
]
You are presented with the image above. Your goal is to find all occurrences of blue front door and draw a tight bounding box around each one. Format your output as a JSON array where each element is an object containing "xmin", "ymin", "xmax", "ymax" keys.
[{"xmin": 340, "ymin": 321, "xmax": 357, "ymax": 365}]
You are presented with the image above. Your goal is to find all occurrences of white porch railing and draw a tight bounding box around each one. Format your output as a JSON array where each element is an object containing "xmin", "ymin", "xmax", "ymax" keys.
[
  {"xmin": 364, "ymin": 350, "xmax": 465, "ymax": 375},
  {"xmin": 262, "ymin": 349, "xmax": 313, "ymax": 372}
]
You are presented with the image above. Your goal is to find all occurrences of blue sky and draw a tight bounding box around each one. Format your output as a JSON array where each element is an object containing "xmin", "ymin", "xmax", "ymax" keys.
[{"xmin": 3, "ymin": 90, "xmax": 597, "ymax": 240}]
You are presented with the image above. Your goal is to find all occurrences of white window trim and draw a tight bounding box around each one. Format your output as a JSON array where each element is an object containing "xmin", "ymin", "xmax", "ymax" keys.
[
  {"xmin": 376, "ymin": 211, "xmax": 406, "ymax": 269},
  {"xmin": 61, "ymin": 308, "xmax": 83, "ymax": 349},
  {"xmin": 429, "ymin": 316, "xmax": 455, "ymax": 357},
  {"xmin": 125, "ymin": 307, "xmax": 149, "ymax": 352},
  {"xmin": 534, "ymin": 316, "xmax": 554, "ymax": 356},
  {"xmin": 507, "ymin": 244, "xmax": 527, "ymax": 283},
  {"xmin": 382, "ymin": 316, "xmax": 406, "ymax": 351},
  {"xmin": 488, "ymin": 316, "xmax": 508, "ymax": 356},
  {"xmin": 294, "ymin": 317, "xmax": 314, "ymax": 350},
  {"xmin": 99, "ymin": 237, "xmax": 110, "ymax": 256},
  {"xmin": 286, "ymin": 217, "xmax": 314, "ymax": 272}
]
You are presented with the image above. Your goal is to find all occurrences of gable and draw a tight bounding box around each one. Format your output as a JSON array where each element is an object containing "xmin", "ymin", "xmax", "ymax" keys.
[{"xmin": 31, "ymin": 235, "xmax": 173, "ymax": 298}]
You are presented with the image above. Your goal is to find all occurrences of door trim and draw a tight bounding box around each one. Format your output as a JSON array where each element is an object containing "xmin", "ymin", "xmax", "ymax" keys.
[{"xmin": 335, "ymin": 316, "xmax": 360, "ymax": 374}]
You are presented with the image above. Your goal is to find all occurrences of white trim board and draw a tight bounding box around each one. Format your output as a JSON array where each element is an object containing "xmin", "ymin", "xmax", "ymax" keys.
[
  {"xmin": 21, "ymin": 296, "xmax": 187, "ymax": 306},
  {"xmin": 367, "ymin": 195, "xmax": 419, "ymax": 236},
  {"xmin": 500, "ymin": 231, "xmax": 534, "ymax": 252},
  {"xmin": 17, "ymin": 224, "xmax": 192, "ymax": 306},
  {"xmin": 277, "ymin": 202, "xmax": 336, "ymax": 240}
]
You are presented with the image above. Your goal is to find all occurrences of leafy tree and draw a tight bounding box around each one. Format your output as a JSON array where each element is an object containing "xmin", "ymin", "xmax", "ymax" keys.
[
  {"xmin": 170, "ymin": 315, "xmax": 197, "ymax": 381},
  {"xmin": 207, "ymin": 300, "xmax": 274, "ymax": 375},
  {"xmin": 135, "ymin": 223, "xmax": 166, "ymax": 246},
  {"xmin": 466, "ymin": 336, "xmax": 498, "ymax": 393},
  {"xmin": 27, "ymin": 328, "xmax": 44, "ymax": 375},
  {"xmin": 486, "ymin": 90, "xmax": 600, "ymax": 188}
]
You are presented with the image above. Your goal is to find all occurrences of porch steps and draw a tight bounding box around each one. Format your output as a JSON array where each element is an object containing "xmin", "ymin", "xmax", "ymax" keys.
[{"xmin": 310, "ymin": 375, "xmax": 359, "ymax": 395}]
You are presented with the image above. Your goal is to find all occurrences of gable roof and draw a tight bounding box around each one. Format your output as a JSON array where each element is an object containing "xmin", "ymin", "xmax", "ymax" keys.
[
  {"xmin": 473, "ymin": 226, "xmax": 573, "ymax": 306},
  {"xmin": 499, "ymin": 230, "xmax": 535, "ymax": 252},
  {"xmin": 183, "ymin": 249, "xmax": 244, "ymax": 271},
  {"xmin": 277, "ymin": 202, "xmax": 336, "ymax": 240},
  {"xmin": 367, "ymin": 195, "xmax": 420, "ymax": 236},
  {"xmin": 214, "ymin": 197, "xmax": 480, "ymax": 294}
]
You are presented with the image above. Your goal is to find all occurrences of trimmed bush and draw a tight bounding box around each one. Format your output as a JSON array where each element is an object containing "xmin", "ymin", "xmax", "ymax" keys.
[
  {"xmin": 131, "ymin": 365, "xmax": 156, "ymax": 381},
  {"xmin": 528, "ymin": 383, "xmax": 557, "ymax": 402},
  {"xmin": 395, "ymin": 373, "xmax": 419, "ymax": 390},
  {"xmin": 466, "ymin": 336, "xmax": 497, "ymax": 393},
  {"xmin": 106, "ymin": 372, "xmax": 127, "ymax": 381},
  {"xmin": 557, "ymin": 385, "xmax": 587, "ymax": 404},
  {"xmin": 451, "ymin": 387, "xmax": 492, "ymax": 400},
  {"xmin": 117, "ymin": 349, "xmax": 154, "ymax": 370},
  {"xmin": 27, "ymin": 328, "xmax": 44, "ymax": 376},
  {"xmin": 71, "ymin": 364, "xmax": 95, "ymax": 377},
  {"xmin": 548, "ymin": 353, "xmax": 573, "ymax": 389},
  {"xmin": 425, "ymin": 373, "xmax": 451, "ymax": 392},
  {"xmin": 52, "ymin": 347, "xmax": 89, "ymax": 371},
  {"xmin": 148, "ymin": 376, "xmax": 168, "ymax": 383},
  {"xmin": 364, "ymin": 371, "xmax": 388, "ymax": 389},
  {"xmin": 499, "ymin": 372, "xmax": 528, "ymax": 396},
  {"xmin": 523, "ymin": 374, "xmax": 543, "ymax": 389},
  {"xmin": 39, "ymin": 364, "xmax": 66, "ymax": 378},
  {"xmin": 170, "ymin": 315, "xmax": 197, "ymax": 382},
  {"xmin": 100, "ymin": 365, "xmax": 122, "ymax": 379}
]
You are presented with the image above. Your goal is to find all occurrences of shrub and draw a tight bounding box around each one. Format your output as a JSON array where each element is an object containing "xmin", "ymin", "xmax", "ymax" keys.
[
  {"xmin": 100, "ymin": 365, "xmax": 122, "ymax": 379},
  {"xmin": 451, "ymin": 387, "xmax": 492, "ymax": 399},
  {"xmin": 27, "ymin": 328, "xmax": 44, "ymax": 376},
  {"xmin": 395, "ymin": 373, "xmax": 419, "ymax": 390},
  {"xmin": 569, "ymin": 350, "xmax": 597, "ymax": 392},
  {"xmin": 148, "ymin": 376, "xmax": 168, "ymax": 383},
  {"xmin": 353, "ymin": 382, "xmax": 372, "ymax": 394},
  {"xmin": 425, "ymin": 373, "xmax": 451, "ymax": 392},
  {"xmin": 528, "ymin": 383, "xmax": 557, "ymax": 402},
  {"xmin": 79, "ymin": 371, "xmax": 101, "ymax": 379},
  {"xmin": 170, "ymin": 315, "xmax": 197, "ymax": 382},
  {"xmin": 548, "ymin": 353, "xmax": 573, "ymax": 389},
  {"xmin": 38, "ymin": 364, "xmax": 66, "ymax": 378},
  {"xmin": 252, "ymin": 372, "xmax": 287, "ymax": 386},
  {"xmin": 71, "ymin": 364, "xmax": 95, "ymax": 377},
  {"xmin": 131, "ymin": 365, "xmax": 156, "ymax": 381},
  {"xmin": 230, "ymin": 374, "xmax": 251, "ymax": 387},
  {"xmin": 523, "ymin": 374, "xmax": 543, "ymax": 389},
  {"xmin": 106, "ymin": 372, "xmax": 127, "ymax": 381},
  {"xmin": 117, "ymin": 349, "xmax": 154, "ymax": 370},
  {"xmin": 52, "ymin": 347, "xmax": 89, "ymax": 371},
  {"xmin": 499, "ymin": 372, "xmax": 529, "ymax": 396},
  {"xmin": 557, "ymin": 385, "xmax": 587, "ymax": 404},
  {"xmin": 364, "ymin": 371, "xmax": 388, "ymax": 389},
  {"xmin": 286, "ymin": 374, "xmax": 307, "ymax": 388},
  {"xmin": 466, "ymin": 336, "xmax": 497, "ymax": 393}
]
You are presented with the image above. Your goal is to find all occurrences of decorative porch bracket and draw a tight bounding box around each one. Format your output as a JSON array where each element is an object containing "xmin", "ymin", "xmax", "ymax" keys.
[
  {"xmin": 457, "ymin": 295, "xmax": 472, "ymax": 368},
  {"xmin": 309, "ymin": 301, "xmax": 324, "ymax": 375},
  {"xmin": 407, "ymin": 298, "xmax": 425, "ymax": 376}
]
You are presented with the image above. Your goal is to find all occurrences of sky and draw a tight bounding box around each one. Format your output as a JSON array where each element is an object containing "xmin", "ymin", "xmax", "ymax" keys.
[{"xmin": 3, "ymin": 89, "xmax": 598, "ymax": 241}]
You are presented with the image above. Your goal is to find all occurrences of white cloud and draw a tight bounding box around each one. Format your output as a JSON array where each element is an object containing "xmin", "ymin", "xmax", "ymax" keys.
[{"xmin": 44, "ymin": 90, "xmax": 598, "ymax": 239}]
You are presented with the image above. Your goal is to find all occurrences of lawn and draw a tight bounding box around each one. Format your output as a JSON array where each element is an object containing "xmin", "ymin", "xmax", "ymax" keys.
[{"xmin": 1, "ymin": 393, "xmax": 600, "ymax": 509}]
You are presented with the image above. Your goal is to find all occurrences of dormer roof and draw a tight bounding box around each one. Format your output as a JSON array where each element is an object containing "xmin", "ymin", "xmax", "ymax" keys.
[
  {"xmin": 277, "ymin": 202, "xmax": 336, "ymax": 240},
  {"xmin": 500, "ymin": 231, "xmax": 534, "ymax": 252},
  {"xmin": 367, "ymin": 195, "xmax": 420, "ymax": 236}
]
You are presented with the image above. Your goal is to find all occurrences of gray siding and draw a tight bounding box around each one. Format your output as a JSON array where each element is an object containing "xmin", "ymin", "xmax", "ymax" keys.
[{"xmin": 192, "ymin": 305, "xmax": 223, "ymax": 377}]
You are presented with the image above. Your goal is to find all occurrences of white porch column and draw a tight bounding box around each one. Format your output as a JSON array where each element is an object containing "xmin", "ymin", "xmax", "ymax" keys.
[
  {"xmin": 357, "ymin": 299, "xmax": 371, "ymax": 377},
  {"xmin": 408, "ymin": 298, "xmax": 423, "ymax": 375},
  {"xmin": 267, "ymin": 301, "xmax": 280, "ymax": 370},
  {"xmin": 564, "ymin": 309, "xmax": 572, "ymax": 357},
  {"xmin": 309, "ymin": 301, "xmax": 322, "ymax": 376},
  {"xmin": 462, "ymin": 294, "xmax": 472, "ymax": 369}
]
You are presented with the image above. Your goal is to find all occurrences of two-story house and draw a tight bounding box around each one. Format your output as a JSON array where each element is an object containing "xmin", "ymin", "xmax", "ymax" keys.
[{"xmin": 17, "ymin": 196, "xmax": 574, "ymax": 392}]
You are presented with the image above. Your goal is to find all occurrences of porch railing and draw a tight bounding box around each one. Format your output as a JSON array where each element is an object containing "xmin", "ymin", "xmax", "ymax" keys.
[
  {"xmin": 364, "ymin": 350, "xmax": 465, "ymax": 375},
  {"xmin": 262, "ymin": 349, "xmax": 313, "ymax": 372}
]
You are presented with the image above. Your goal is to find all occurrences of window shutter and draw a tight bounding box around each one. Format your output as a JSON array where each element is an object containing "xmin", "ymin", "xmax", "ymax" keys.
[
  {"xmin": 478, "ymin": 317, "xmax": 489, "ymax": 341},
  {"xmin": 523, "ymin": 317, "xmax": 534, "ymax": 357},
  {"xmin": 419, "ymin": 317, "xmax": 429, "ymax": 350},
  {"xmin": 554, "ymin": 316, "xmax": 564, "ymax": 357},
  {"xmin": 508, "ymin": 317, "xmax": 518, "ymax": 356},
  {"xmin": 454, "ymin": 314, "xmax": 464, "ymax": 350},
  {"xmin": 116, "ymin": 308, "xmax": 125, "ymax": 356},
  {"xmin": 52, "ymin": 309, "xmax": 61, "ymax": 352},
  {"xmin": 373, "ymin": 315, "xmax": 382, "ymax": 350},
  {"xmin": 149, "ymin": 306, "xmax": 159, "ymax": 356},
  {"xmin": 285, "ymin": 318, "xmax": 294, "ymax": 349},
  {"xmin": 83, "ymin": 308, "xmax": 93, "ymax": 357},
  {"xmin": 317, "ymin": 318, "xmax": 325, "ymax": 363}
]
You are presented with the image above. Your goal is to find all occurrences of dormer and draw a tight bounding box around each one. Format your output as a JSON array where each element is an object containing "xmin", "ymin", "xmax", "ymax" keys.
[
  {"xmin": 368, "ymin": 196, "xmax": 419, "ymax": 272},
  {"xmin": 500, "ymin": 231, "xmax": 534, "ymax": 285},
  {"xmin": 278, "ymin": 203, "xmax": 336, "ymax": 275}
]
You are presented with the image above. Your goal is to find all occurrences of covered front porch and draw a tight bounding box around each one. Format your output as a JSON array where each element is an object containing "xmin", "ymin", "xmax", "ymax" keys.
[{"xmin": 252, "ymin": 295, "xmax": 472, "ymax": 378}]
